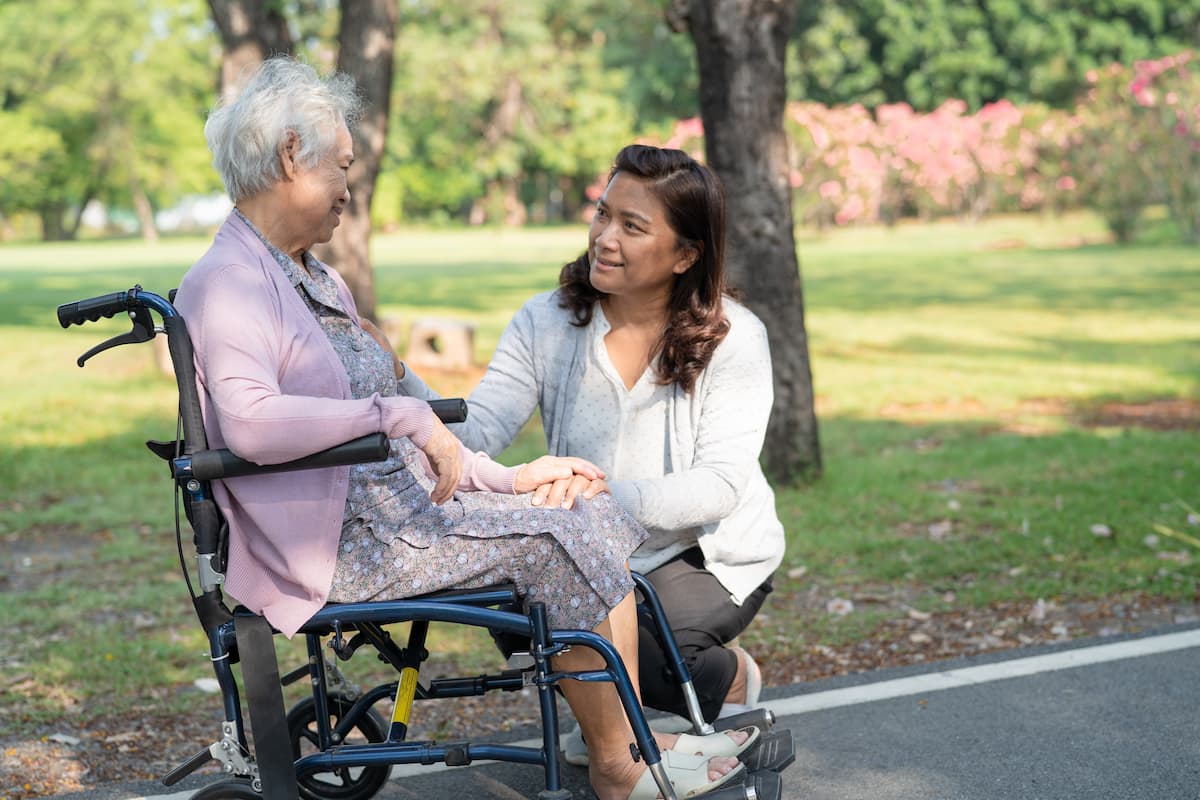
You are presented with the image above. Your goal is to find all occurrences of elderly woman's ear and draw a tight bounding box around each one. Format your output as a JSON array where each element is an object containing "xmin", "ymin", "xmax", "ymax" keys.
[{"xmin": 279, "ymin": 131, "xmax": 302, "ymax": 180}]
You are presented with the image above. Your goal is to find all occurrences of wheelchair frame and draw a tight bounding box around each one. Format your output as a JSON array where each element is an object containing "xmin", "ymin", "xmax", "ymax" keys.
[{"xmin": 58, "ymin": 286, "xmax": 781, "ymax": 800}]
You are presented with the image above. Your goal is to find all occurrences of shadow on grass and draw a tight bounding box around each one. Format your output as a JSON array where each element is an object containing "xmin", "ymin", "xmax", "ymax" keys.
[
  {"xmin": 0, "ymin": 266, "xmax": 192, "ymax": 328},
  {"xmin": 374, "ymin": 258, "xmax": 560, "ymax": 314},
  {"xmin": 773, "ymin": 412, "xmax": 1200, "ymax": 609},
  {"xmin": 1, "ymin": 258, "xmax": 559, "ymax": 327},
  {"xmin": 840, "ymin": 332, "xmax": 1200, "ymax": 390},
  {"xmin": 804, "ymin": 244, "xmax": 1200, "ymax": 314}
]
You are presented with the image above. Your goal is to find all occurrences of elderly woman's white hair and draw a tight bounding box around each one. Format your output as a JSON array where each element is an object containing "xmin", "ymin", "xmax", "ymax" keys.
[{"xmin": 205, "ymin": 57, "xmax": 363, "ymax": 202}]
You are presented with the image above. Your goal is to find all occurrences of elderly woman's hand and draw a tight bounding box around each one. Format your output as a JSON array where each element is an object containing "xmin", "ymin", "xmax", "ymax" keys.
[
  {"xmin": 421, "ymin": 417, "xmax": 463, "ymax": 504},
  {"xmin": 515, "ymin": 456, "xmax": 609, "ymax": 510}
]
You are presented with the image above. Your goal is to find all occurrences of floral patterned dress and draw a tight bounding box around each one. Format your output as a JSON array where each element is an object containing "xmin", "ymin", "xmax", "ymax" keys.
[{"xmin": 237, "ymin": 211, "xmax": 646, "ymax": 631}]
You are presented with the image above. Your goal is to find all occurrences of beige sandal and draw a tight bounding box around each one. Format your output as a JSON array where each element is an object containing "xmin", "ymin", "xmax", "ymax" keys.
[{"xmin": 626, "ymin": 749, "xmax": 746, "ymax": 799}]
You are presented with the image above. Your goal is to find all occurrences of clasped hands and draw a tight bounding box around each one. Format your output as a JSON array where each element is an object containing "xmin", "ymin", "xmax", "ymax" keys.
[{"xmin": 422, "ymin": 416, "xmax": 608, "ymax": 508}]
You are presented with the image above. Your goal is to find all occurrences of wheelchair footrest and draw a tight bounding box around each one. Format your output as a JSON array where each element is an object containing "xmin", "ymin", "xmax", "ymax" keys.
[
  {"xmin": 740, "ymin": 728, "xmax": 795, "ymax": 774},
  {"xmin": 714, "ymin": 706, "xmax": 775, "ymax": 734},
  {"xmin": 161, "ymin": 745, "xmax": 214, "ymax": 786},
  {"xmin": 702, "ymin": 768, "xmax": 783, "ymax": 800}
]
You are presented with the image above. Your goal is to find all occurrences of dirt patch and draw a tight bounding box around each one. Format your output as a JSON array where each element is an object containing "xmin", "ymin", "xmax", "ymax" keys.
[
  {"xmin": 1076, "ymin": 399, "xmax": 1200, "ymax": 431},
  {"xmin": 0, "ymin": 526, "xmax": 108, "ymax": 593},
  {"xmin": 3, "ymin": 591, "xmax": 1197, "ymax": 799},
  {"xmin": 878, "ymin": 396, "xmax": 1200, "ymax": 433},
  {"xmin": 756, "ymin": 591, "xmax": 1199, "ymax": 687}
]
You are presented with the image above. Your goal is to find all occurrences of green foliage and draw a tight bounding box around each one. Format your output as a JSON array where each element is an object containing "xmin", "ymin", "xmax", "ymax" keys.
[
  {"xmin": 0, "ymin": 0, "xmax": 219, "ymax": 239},
  {"xmin": 791, "ymin": 0, "xmax": 1200, "ymax": 110},
  {"xmin": 387, "ymin": 0, "xmax": 637, "ymax": 225}
]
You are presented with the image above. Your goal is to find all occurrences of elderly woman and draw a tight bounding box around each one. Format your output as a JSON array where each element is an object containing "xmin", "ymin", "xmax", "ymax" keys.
[
  {"xmin": 174, "ymin": 57, "xmax": 750, "ymax": 800},
  {"xmin": 398, "ymin": 145, "xmax": 784, "ymax": 756}
]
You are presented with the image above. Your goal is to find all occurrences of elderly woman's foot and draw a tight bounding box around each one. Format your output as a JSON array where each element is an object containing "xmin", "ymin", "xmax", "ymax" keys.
[
  {"xmin": 657, "ymin": 727, "xmax": 754, "ymax": 755},
  {"xmin": 562, "ymin": 724, "xmax": 756, "ymax": 768},
  {"xmin": 591, "ymin": 750, "xmax": 743, "ymax": 800}
]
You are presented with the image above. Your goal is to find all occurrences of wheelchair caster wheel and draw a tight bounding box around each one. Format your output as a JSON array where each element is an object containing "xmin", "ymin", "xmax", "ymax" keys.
[
  {"xmin": 189, "ymin": 777, "xmax": 260, "ymax": 799},
  {"xmin": 287, "ymin": 695, "xmax": 390, "ymax": 800}
]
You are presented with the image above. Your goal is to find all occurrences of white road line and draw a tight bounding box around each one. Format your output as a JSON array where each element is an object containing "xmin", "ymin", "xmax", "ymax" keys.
[
  {"xmin": 129, "ymin": 628, "xmax": 1200, "ymax": 795},
  {"xmin": 764, "ymin": 627, "xmax": 1200, "ymax": 716}
]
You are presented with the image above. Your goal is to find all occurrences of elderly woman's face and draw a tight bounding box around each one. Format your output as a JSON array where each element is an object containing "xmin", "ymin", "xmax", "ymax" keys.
[{"xmin": 288, "ymin": 123, "xmax": 354, "ymax": 249}]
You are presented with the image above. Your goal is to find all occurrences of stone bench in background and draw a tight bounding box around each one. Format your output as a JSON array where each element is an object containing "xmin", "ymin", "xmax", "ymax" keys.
[{"xmin": 403, "ymin": 317, "xmax": 476, "ymax": 371}]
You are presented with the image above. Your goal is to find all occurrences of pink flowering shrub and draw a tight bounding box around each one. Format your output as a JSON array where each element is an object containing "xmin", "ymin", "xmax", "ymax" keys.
[
  {"xmin": 1068, "ymin": 63, "xmax": 1159, "ymax": 242},
  {"xmin": 627, "ymin": 56, "xmax": 1200, "ymax": 240},
  {"xmin": 785, "ymin": 103, "xmax": 884, "ymax": 228},
  {"xmin": 1129, "ymin": 52, "xmax": 1200, "ymax": 242},
  {"xmin": 785, "ymin": 99, "xmax": 1061, "ymax": 227}
]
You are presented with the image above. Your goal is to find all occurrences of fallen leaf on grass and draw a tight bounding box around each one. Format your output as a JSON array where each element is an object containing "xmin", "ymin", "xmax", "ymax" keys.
[
  {"xmin": 826, "ymin": 597, "xmax": 854, "ymax": 616},
  {"xmin": 103, "ymin": 732, "xmax": 139, "ymax": 744},
  {"xmin": 1028, "ymin": 598, "xmax": 1046, "ymax": 622},
  {"xmin": 928, "ymin": 520, "xmax": 953, "ymax": 541}
]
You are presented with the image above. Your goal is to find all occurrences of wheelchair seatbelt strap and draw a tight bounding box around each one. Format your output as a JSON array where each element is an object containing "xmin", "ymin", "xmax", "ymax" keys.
[{"xmin": 236, "ymin": 614, "xmax": 301, "ymax": 800}]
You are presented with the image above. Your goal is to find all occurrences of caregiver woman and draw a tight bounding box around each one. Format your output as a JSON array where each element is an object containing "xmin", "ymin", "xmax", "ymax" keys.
[{"xmin": 399, "ymin": 144, "xmax": 784, "ymax": 726}]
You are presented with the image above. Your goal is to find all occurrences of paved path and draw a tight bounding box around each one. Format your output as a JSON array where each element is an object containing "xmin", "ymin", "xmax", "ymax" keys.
[{"xmin": 58, "ymin": 624, "xmax": 1200, "ymax": 800}]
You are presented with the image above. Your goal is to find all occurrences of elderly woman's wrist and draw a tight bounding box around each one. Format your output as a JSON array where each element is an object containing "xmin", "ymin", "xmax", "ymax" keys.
[{"xmin": 383, "ymin": 396, "xmax": 436, "ymax": 447}]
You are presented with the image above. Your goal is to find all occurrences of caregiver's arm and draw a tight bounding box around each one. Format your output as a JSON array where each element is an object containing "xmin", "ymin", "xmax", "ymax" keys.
[{"xmin": 396, "ymin": 299, "xmax": 543, "ymax": 457}]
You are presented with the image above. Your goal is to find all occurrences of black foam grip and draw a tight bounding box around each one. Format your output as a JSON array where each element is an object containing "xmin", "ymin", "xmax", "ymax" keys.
[
  {"xmin": 429, "ymin": 397, "xmax": 468, "ymax": 423},
  {"xmin": 56, "ymin": 291, "xmax": 129, "ymax": 327},
  {"xmin": 189, "ymin": 433, "xmax": 391, "ymax": 481}
]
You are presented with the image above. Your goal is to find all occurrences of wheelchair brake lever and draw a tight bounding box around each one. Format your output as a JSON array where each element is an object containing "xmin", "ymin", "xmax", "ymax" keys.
[{"xmin": 76, "ymin": 306, "xmax": 157, "ymax": 367}]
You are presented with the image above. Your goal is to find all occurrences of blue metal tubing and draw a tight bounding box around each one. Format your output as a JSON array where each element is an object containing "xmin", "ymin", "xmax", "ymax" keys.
[
  {"xmin": 130, "ymin": 289, "xmax": 178, "ymax": 319},
  {"xmin": 208, "ymin": 624, "xmax": 247, "ymax": 749},
  {"xmin": 289, "ymin": 605, "xmax": 663, "ymax": 774},
  {"xmin": 548, "ymin": 628, "xmax": 664, "ymax": 770},
  {"xmin": 302, "ymin": 600, "xmax": 535, "ymax": 638},
  {"xmin": 295, "ymin": 742, "xmax": 546, "ymax": 777},
  {"xmin": 305, "ymin": 634, "xmax": 336, "ymax": 751},
  {"xmin": 528, "ymin": 602, "xmax": 563, "ymax": 793},
  {"xmin": 631, "ymin": 571, "xmax": 693, "ymax": 687}
]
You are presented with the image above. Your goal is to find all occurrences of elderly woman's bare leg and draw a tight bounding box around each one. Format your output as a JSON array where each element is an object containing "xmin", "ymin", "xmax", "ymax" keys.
[{"xmin": 554, "ymin": 592, "xmax": 740, "ymax": 800}]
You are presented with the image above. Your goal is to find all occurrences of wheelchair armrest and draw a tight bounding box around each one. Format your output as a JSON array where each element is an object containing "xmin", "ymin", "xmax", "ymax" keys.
[{"xmin": 186, "ymin": 433, "xmax": 391, "ymax": 481}]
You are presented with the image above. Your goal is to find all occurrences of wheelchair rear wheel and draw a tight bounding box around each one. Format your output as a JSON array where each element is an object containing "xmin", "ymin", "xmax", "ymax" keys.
[
  {"xmin": 189, "ymin": 777, "xmax": 260, "ymax": 799},
  {"xmin": 287, "ymin": 694, "xmax": 390, "ymax": 800}
]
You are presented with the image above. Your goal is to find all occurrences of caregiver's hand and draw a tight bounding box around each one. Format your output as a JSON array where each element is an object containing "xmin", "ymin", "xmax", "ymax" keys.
[{"xmin": 515, "ymin": 456, "xmax": 608, "ymax": 510}]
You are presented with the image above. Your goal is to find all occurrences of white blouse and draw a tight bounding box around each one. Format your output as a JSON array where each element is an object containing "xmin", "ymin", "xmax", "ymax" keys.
[{"xmin": 561, "ymin": 307, "xmax": 699, "ymax": 573}]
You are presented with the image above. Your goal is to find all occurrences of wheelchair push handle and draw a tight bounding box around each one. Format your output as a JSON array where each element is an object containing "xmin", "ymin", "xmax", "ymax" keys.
[
  {"xmin": 56, "ymin": 290, "xmax": 134, "ymax": 328},
  {"xmin": 429, "ymin": 397, "xmax": 468, "ymax": 424}
]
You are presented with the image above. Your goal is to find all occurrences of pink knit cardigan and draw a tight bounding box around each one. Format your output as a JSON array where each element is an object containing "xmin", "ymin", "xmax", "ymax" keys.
[{"xmin": 175, "ymin": 213, "xmax": 516, "ymax": 636}]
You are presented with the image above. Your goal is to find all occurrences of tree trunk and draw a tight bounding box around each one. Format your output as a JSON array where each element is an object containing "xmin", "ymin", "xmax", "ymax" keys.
[
  {"xmin": 131, "ymin": 177, "xmax": 159, "ymax": 242},
  {"xmin": 206, "ymin": 0, "xmax": 394, "ymax": 322},
  {"xmin": 312, "ymin": 0, "xmax": 398, "ymax": 322},
  {"xmin": 40, "ymin": 202, "xmax": 66, "ymax": 241},
  {"xmin": 206, "ymin": 0, "xmax": 293, "ymax": 101},
  {"xmin": 679, "ymin": 0, "xmax": 822, "ymax": 482}
]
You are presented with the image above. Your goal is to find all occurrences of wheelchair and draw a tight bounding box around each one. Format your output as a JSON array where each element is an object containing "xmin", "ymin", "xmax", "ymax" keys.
[{"xmin": 57, "ymin": 286, "xmax": 793, "ymax": 800}]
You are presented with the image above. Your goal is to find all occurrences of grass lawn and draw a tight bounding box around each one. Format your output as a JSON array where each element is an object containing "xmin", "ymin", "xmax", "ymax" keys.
[{"xmin": 1, "ymin": 212, "xmax": 1198, "ymax": 749}]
